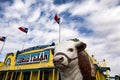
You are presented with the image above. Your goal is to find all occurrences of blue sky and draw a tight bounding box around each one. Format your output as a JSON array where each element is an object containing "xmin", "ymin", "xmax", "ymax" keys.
[{"xmin": 0, "ymin": 0, "xmax": 120, "ymax": 76}]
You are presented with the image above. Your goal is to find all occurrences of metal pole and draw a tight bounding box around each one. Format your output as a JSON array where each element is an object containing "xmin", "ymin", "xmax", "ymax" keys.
[
  {"xmin": 22, "ymin": 33, "xmax": 27, "ymax": 49},
  {"xmin": 59, "ymin": 23, "xmax": 61, "ymax": 43},
  {"xmin": 0, "ymin": 41, "xmax": 6, "ymax": 54}
]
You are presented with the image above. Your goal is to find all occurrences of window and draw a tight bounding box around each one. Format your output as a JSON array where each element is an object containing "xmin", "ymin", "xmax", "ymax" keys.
[
  {"xmin": 23, "ymin": 72, "xmax": 30, "ymax": 80},
  {"xmin": 44, "ymin": 71, "xmax": 49, "ymax": 80}
]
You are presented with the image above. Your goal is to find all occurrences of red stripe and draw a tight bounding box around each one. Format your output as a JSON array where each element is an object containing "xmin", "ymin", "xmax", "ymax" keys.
[
  {"xmin": 18, "ymin": 27, "xmax": 26, "ymax": 33},
  {"xmin": 54, "ymin": 14, "xmax": 60, "ymax": 24},
  {"xmin": 0, "ymin": 38, "xmax": 2, "ymax": 41}
]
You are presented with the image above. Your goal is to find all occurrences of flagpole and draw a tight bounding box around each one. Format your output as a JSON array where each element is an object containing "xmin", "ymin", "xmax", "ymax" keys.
[
  {"xmin": 59, "ymin": 23, "xmax": 61, "ymax": 43},
  {"xmin": 0, "ymin": 41, "xmax": 6, "ymax": 54},
  {"xmin": 22, "ymin": 33, "xmax": 27, "ymax": 49},
  {"xmin": 54, "ymin": 14, "xmax": 61, "ymax": 43}
]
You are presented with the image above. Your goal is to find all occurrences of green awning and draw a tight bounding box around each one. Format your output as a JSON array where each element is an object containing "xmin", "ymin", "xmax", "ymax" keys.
[{"xmin": 94, "ymin": 64, "xmax": 111, "ymax": 71}]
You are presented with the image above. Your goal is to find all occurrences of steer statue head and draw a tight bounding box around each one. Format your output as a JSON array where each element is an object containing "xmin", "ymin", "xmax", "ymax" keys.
[{"xmin": 53, "ymin": 40, "xmax": 96, "ymax": 80}]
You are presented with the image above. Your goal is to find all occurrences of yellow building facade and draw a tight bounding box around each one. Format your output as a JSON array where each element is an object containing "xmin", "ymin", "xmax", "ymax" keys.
[
  {"xmin": 0, "ymin": 44, "xmax": 114, "ymax": 80},
  {"xmin": 0, "ymin": 45, "xmax": 59, "ymax": 80}
]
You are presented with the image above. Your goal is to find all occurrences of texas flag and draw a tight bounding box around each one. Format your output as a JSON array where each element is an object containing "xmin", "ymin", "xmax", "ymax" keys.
[
  {"xmin": 54, "ymin": 14, "xmax": 60, "ymax": 24},
  {"xmin": 18, "ymin": 27, "xmax": 28, "ymax": 33},
  {"xmin": 0, "ymin": 36, "xmax": 6, "ymax": 42}
]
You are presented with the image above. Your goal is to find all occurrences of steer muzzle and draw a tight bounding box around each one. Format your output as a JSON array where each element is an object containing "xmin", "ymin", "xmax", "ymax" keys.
[{"xmin": 53, "ymin": 57, "xmax": 64, "ymax": 63}]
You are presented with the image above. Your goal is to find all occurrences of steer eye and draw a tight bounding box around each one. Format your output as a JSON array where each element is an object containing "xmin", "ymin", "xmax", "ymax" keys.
[{"xmin": 68, "ymin": 48, "xmax": 74, "ymax": 52}]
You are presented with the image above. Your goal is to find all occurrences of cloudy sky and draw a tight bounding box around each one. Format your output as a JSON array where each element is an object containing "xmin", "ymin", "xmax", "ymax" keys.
[{"xmin": 0, "ymin": 0, "xmax": 120, "ymax": 76}]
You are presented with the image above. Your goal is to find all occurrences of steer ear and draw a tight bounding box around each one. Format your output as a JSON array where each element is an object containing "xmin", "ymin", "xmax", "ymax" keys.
[{"xmin": 75, "ymin": 42, "xmax": 87, "ymax": 52}]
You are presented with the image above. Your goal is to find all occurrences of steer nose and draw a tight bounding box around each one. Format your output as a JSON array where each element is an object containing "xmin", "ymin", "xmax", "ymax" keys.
[{"xmin": 53, "ymin": 57, "xmax": 64, "ymax": 63}]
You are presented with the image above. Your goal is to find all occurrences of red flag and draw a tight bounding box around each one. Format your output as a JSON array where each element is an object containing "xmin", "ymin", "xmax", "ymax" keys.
[
  {"xmin": 18, "ymin": 27, "xmax": 28, "ymax": 33},
  {"xmin": 0, "ymin": 36, "xmax": 6, "ymax": 42},
  {"xmin": 54, "ymin": 14, "xmax": 60, "ymax": 24}
]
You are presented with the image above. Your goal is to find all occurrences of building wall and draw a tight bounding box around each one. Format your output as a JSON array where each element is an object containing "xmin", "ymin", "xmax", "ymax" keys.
[{"xmin": 0, "ymin": 49, "xmax": 54, "ymax": 71}]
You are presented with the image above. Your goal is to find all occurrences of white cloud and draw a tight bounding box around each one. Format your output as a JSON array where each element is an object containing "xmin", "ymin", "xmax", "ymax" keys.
[
  {"xmin": 87, "ymin": 6, "xmax": 120, "ymax": 27},
  {"xmin": 69, "ymin": 0, "xmax": 100, "ymax": 16},
  {"xmin": 55, "ymin": 3, "xmax": 73, "ymax": 13},
  {"xmin": 99, "ymin": 0, "xmax": 120, "ymax": 7},
  {"xmin": 27, "ymin": 8, "xmax": 41, "ymax": 22}
]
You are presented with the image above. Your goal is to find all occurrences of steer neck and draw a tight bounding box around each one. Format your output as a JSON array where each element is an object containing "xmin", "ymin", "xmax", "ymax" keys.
[{"xmin": 59, "ymin": 62, "xmax": 83, "ymax": 80}]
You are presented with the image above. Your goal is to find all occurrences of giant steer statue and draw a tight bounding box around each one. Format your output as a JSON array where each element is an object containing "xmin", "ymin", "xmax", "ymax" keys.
[{"xmin": 53, "ymin": 41, "xmax": 96, "ymax": 80}]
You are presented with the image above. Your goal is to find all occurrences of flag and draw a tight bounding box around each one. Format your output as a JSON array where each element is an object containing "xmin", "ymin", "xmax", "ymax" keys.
[
  {"xmin": 18, "ymin": 27, "xmax": 28, "ymax": 33},
  {"xmin": 54, "ymin": 14, "xmax": 60, "ymax": 24},
  {"xmin": 0, "ymin": 36, "xmax": 6, "ymax": 42}
]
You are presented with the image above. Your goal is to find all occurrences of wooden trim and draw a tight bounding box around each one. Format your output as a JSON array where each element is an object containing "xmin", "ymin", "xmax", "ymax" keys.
[
  {"xmin": 52, "ymin": 69, "xmax": 55, "ymax": 80},
  {"xmin": 19, "ymin": 72, "xmax": 22, "ymax": 80},
  {"xmin": 37, "ymin": 70, "xmax": 40, "ymax": 80},
  {"xmin": 5, "ymin": 72, "xmax": 8, "ymax": 80},
  {"xmin": 2, "ymin": 72, "xmax": 6, "ymax": 80},
  {"xmin": 30, "ymin": 71, "xmax": 33, "ymax": 80},
  {"xmin": 56, "ymin": 70, "xmax": 59, "ymax": 80},
  {"xmin": 42, "ymin": 71, "xmax": 44, "ymax": 80},
  {"xmin": 0, "ymin": 67, "xmax": 56, "ymax": 72},
  {"xmin": 10, "ymin": 72, "xmax": 14, "ymax": 80}
]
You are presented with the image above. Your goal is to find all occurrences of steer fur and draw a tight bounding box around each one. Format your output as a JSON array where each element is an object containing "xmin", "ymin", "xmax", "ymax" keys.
[{"xmin": 53, "ymin": 41, "xmax": 96, "ymax": 80}]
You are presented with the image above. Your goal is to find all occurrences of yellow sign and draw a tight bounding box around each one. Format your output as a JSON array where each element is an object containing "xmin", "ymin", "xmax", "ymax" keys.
[{"xmin": 16, "ymin": 50, "xmax": 50, "ymax": 65}]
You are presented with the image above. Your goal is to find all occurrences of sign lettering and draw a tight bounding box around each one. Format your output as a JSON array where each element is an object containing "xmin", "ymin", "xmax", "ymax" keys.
[{"xmin": 16, "ymin": 50, "xmax": 50, "ymax": 65}]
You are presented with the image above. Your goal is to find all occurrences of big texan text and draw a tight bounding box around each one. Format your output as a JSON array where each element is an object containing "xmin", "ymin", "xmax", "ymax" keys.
[{"xmin": 16, "ymin": 50, "xmax": 50, "ymax": 65}]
